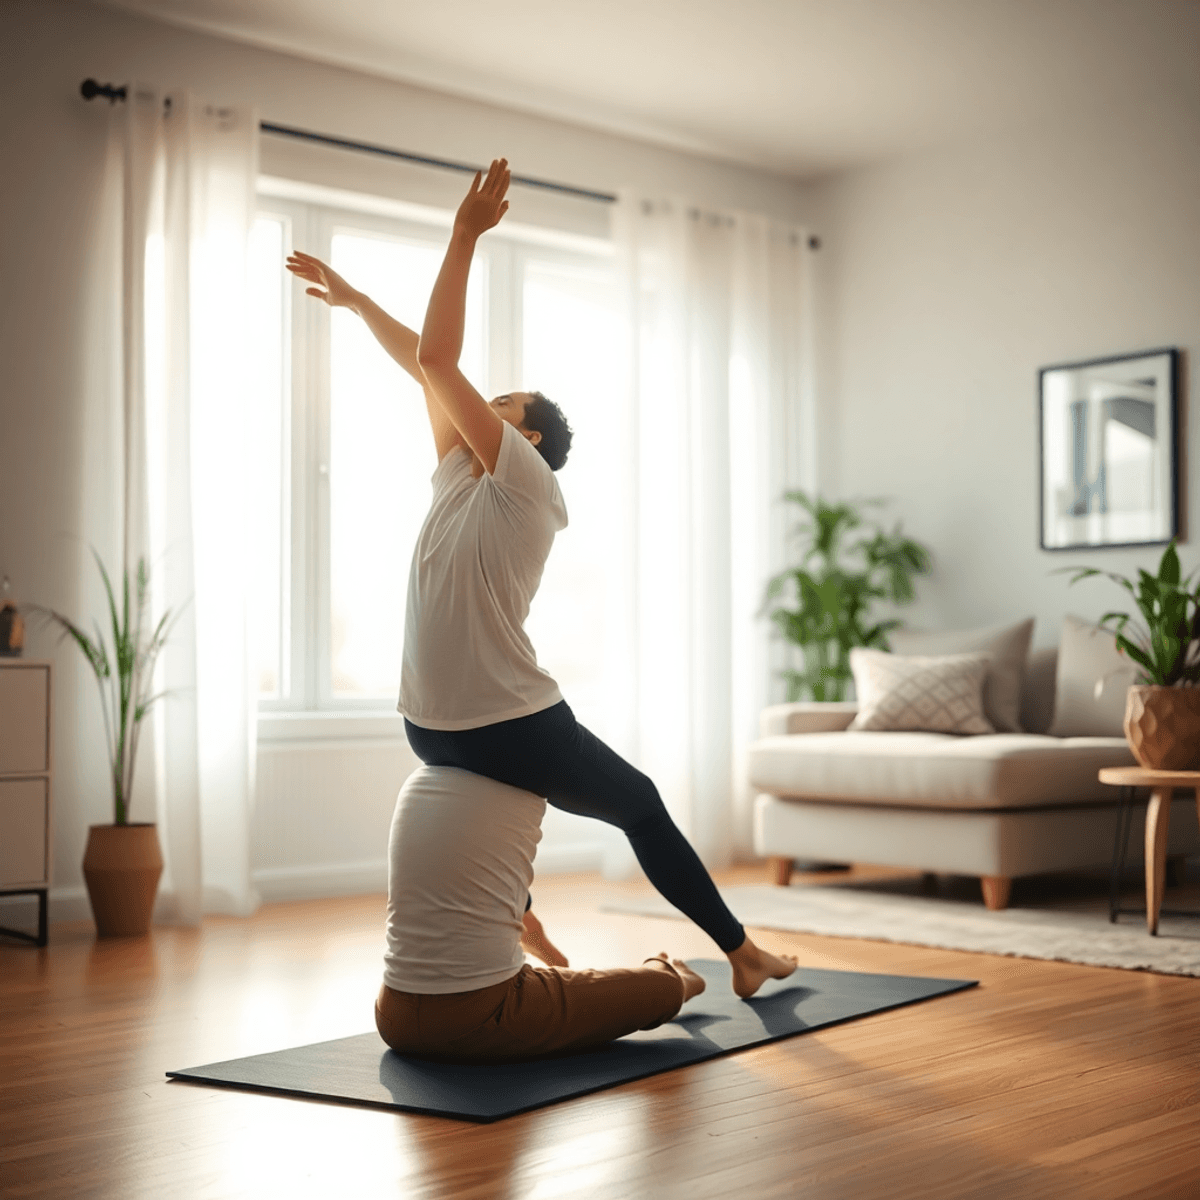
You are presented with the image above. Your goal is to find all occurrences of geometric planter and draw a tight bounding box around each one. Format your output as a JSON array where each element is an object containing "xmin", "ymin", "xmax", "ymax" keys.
[
  {"xmin": 1124, "ymin": 685, "xmax": 1200, "ymax": 771},
  {"xmin": 81, "ymin": 823, "xmax": 163, "ymax": 937}
]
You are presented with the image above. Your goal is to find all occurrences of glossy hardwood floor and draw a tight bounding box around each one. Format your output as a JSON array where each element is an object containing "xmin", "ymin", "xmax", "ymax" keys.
[{"xmin": 3, "ymin": 864, "xmax": 1200, "ymax": 1200}]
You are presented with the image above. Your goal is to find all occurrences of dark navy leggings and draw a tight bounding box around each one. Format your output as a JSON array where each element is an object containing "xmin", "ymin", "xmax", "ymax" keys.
[{"xmin": 404, "ymin": 701, "xmax": 746, "ymax": 953}]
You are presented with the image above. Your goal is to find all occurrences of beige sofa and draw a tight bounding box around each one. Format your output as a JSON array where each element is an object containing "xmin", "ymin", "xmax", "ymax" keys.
[{"xmin": 750, "ymin": 647, "xmax": 1200, "ymax": 908}]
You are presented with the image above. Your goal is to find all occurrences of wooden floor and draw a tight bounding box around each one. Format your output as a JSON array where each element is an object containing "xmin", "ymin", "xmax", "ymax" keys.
[{"xmin": 3, "ymin": 864, "xmax": 1200, "ymax": 1200}]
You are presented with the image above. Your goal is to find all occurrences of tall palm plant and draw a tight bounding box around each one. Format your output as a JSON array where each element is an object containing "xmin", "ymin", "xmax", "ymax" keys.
[
  {"xmin": 38, "ymin": 552, "xmax": 177, "ymax": 825},
  {"xmin": 765, "ymin": 492, "xmax": 931, "ymax": 701}
]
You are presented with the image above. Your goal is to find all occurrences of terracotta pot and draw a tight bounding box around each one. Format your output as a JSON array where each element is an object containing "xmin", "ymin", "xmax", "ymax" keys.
[
  {"xmin": 1124, "ymin": 685, "xmax": 1200, "ymax": 771},
  {"xmin": 82, "ymin": 823, "xmax": 163, "ymax": 937}
]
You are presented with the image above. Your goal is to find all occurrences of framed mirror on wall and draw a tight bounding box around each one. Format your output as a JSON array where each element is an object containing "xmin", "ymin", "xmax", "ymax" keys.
[{"xmin": 1040, "ymin": 347, "xmax": 1180, "ymax": 551}]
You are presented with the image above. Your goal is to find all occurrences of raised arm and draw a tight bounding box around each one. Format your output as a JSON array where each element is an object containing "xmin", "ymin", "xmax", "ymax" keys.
[
  {"xmin": 286, "ymin": 250, "xmax": 462, "ymax": 461},
  {"xmin": 416, "ymin": 159, "xmax": 511, "ymax": 475}
]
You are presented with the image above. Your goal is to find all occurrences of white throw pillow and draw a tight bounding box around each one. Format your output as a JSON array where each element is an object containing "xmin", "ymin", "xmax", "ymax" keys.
[
  {"xmin": 888, "ymin": 618, "xmax": 1034, "ymax": 732},
  {"xmin": 849, "ymin": 649, "xmax": 996, "ymax": 735},
  {"xmin": 1047, "ymin": 614, "xmax": 1138, "ymax": 738}
]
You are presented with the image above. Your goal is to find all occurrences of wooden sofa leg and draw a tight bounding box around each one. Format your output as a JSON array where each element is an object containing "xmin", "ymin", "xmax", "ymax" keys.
[
  {"xmin": 980, "ymin": 876, "xmax": 1012, "ymax": 911},
  {"xmin": 770, "ymin": 857, "xmax": 794, "ymax": 887}
]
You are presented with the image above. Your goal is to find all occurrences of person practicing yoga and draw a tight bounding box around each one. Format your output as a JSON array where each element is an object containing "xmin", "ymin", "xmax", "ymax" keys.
[
  {"xmin": 287, "ymin": 158, "xmax": 797, "ymax": 999},
  {"xmin": 375, "ymin": 763, "xmax": 705, "ymax": 1061}
]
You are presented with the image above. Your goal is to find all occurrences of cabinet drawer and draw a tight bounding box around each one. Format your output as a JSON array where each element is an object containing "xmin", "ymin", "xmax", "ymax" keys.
[
  {"xmin": 0, "ymin": 777, "xmax": 49, "ymax": 887},
  {"xmin": 0, "ymin": 664, "xmax": 50, "ymax": 775}
]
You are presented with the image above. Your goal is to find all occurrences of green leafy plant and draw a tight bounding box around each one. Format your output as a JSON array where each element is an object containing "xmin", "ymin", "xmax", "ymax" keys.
[
  {"xmin": 765, "ymin": 492, "xmax": 931, "ymax": 701},
  {"xmin": 37, "ymin": 553, "xmax": 178, "ymax": 824},
  {"xmin": 1060, "ymin": 540, "xmax": 1200, "ymax": 687}
]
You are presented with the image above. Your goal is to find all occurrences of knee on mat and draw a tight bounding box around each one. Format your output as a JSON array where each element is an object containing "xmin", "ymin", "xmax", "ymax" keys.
[{"xmin": 638, "ymin": 964, "xmax": 687, "ymax": 1027}]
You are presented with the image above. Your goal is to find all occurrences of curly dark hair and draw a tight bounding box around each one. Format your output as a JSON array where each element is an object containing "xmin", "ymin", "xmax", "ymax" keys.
[{"xmin": 521, "ymin": 391, "xmax": 573, "ymax": 471}]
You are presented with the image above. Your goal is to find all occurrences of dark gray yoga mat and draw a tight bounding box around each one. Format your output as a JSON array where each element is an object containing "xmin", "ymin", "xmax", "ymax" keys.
[{"xmin": 167, "ymin": 961, "xmax": 976, "ymax": 1122}]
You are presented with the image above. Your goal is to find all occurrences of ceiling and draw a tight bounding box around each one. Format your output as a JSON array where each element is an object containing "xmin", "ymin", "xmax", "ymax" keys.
[{"xmin": 92, "ymin": 0, "xmax": 1190, "ymax": 180}]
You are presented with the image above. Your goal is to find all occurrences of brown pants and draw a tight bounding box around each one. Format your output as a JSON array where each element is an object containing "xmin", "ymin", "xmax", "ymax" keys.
[{"xmin": 375, "ymin": 960, "xmax": 684, "ymax": 1062}]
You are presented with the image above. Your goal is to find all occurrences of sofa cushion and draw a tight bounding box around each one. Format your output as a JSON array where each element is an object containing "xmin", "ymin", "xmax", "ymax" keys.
[
  {"xmin": 1047, "ymin": 614, "xmax": 1138, "ymax": 738},
  {"xmin": 889, "ymin": 617, "xmax": 1035, "ymax": 733},
  {"xmin": 1019, "ymin": 647, "xmax": 1058, "ymax": 735},
  {"xmin": 848, "ymin": 649, "xmax": 994, "ymax": 734},
  {"xmin": 748, "ymin": 730, "xmax": 1136, "ymax": 810}
]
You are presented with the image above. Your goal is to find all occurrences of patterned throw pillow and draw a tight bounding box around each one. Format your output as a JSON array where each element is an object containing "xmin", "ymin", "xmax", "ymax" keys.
[
  {"xmin": 849, "ymin": 649, "xmax": 996, "ymax": 734},
  {"xmin": 887, "ymin": 617, "xmax": 1034, "ymax": 732}
]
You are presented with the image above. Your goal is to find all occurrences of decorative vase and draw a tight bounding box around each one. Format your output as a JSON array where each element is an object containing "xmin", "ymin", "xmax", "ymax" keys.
[
  {"xmin": 1124, "ymin": 685, "xmax": 1200, "ymax": 771},
  {"xmin": 82, "ymin": 823, "xmax": 164, "ymax": 936}
]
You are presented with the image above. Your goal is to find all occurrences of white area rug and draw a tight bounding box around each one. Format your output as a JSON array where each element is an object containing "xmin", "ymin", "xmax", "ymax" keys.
[{"xmin": 603, "ymin": 876, "xmax": 1200, "ymax": 977}]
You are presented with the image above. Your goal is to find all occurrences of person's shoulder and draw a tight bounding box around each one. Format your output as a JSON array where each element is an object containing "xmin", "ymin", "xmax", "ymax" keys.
[
  {"xmin": 504, "ymin": 420, "xmax": 546, "ymax": 463},
  {"xmin": 488, "ymin": 425, "xmax": 567, "ymax": 528},
  {"xmin": 495, "ymin": 421, "xmax": 553, "ymax": 485}
]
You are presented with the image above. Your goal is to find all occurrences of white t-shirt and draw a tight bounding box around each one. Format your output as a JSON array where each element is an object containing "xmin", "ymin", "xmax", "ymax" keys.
[
  {"xmin": 382, "ymin": 764, "xmax": 545, "ymax": 995},
  {"xmin": 398, "ymin": 421, "xmax": 568, "ymax": 730}
]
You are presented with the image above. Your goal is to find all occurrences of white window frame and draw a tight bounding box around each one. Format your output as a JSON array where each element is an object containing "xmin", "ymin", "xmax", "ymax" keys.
[{"xmin": 253, "ymin": 184, "xmax": 613, "ymax": 741}]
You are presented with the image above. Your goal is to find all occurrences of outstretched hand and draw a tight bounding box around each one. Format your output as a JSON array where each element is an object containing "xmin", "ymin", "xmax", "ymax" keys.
[
  {"xmin": 454, "ymin": 158, "xmax": 511, "ymax": 238},
  {"xmin": 285, "ymin": 250, "xmax": 359, "ymax": 308}
]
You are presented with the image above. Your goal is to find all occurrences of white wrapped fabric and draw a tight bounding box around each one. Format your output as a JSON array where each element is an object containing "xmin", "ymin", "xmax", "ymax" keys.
[{"xmin": 383, "ymin": 766, "xmax": 545, "ymax": 995}]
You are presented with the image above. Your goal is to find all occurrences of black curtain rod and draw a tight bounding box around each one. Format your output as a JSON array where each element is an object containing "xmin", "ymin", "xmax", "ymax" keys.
[
  {"xmin": 80, "ymin": 79, "xmax": 617, "ymax": 205},
  {"xmin": 259, "ymin": 122, "xmax": 617, "ymax": 203}
]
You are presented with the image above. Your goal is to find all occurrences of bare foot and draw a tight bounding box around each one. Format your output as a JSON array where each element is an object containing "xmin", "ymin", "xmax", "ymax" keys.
[
  {"xmin": 521, "ymin": 910, "xmax": 569, "ymax": 968},
  {"xmin": 648, "ymin": 952, "xmax": 707, "ymax": 1003},
  {"xmin": 727, "ymin": 937, "xmax": 799, "ymax": 999}
]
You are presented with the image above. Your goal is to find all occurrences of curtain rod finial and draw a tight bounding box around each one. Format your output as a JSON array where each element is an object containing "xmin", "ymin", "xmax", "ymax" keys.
[{"xmin": 81, "ymin": 79, "xmax": 127, "ymax": 104}]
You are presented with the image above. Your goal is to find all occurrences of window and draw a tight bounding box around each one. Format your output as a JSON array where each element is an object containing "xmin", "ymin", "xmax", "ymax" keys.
[
  {"xmin": 246, "ymin": 192, "xmax": 625, "ymax": 739},
  {"xmin": 246, "ymin": 213, "xmax": 290, "ymax": 701},
  {"xmin": 326, "ymin": 228, "xmax": 486, "ymax": 701}
]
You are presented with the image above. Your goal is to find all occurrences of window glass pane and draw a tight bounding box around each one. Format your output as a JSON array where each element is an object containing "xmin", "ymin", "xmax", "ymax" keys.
[
  {"xmin": 521, "ymin": 258, "xmax": 624, "ymax": 739},
  {"xmin": 246, "ymin": 214, "xmax": 288, "ymax": 698},
  {"xmin": 329, "ymin": 231, "xmax": 486, "ymax": 698}
]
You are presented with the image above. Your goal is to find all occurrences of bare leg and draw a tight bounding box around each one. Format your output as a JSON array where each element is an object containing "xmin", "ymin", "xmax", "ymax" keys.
[
  {"xmin": 726, "ymin": 935, "xmax": 799, "ymax": 999},
  {"xmin": 520, "ymin": 909, "xmax": 569, "ymax": 967}
]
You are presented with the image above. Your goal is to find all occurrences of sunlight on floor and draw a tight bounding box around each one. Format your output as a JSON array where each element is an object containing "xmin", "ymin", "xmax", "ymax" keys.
[{"xmin": 6, "ymin": 867, "xmax": 1200, "ymax": 1199}]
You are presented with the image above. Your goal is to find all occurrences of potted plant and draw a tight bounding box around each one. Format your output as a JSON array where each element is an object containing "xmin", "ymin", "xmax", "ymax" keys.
[
  {"xmin": 765, "ymin": 492, "xmax": 931, "ymax": 701},
  {"xmin": 38, "ymin": 553, "xmax": 178, "ymax": 935},
  {"xmin": 1062, "ymin": 540, "xmax": 1200, "ymax": 769}
]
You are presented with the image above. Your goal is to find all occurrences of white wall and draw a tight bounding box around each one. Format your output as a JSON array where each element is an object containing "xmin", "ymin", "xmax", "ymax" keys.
[
  {"xmin": 809, "ymin": 21, "xmax": 1200, "ymax": 648},
  {"xmin": 0, "ymin": 0, "xmax": 814, "ymax": 922}
]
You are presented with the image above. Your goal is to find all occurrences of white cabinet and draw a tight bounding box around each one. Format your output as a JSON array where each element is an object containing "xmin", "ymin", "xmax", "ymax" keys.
[{"xmin": 0, "ymin": 660, "xmax": 52, "ymax": 945}]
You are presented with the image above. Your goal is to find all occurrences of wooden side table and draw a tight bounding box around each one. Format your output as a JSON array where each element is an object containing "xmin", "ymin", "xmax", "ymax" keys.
[
  {"xmin": 0, "ymin": 660, "xmax": 53, "ymax": 946},
  {"xmin": 1099, "ymin": 766, "xmax": 1200, "ymax": 935}
]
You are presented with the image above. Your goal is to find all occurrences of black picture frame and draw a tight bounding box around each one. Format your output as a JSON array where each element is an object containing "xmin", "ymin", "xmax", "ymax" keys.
[{"xmin": 1039, "ymin": 347, "xmax": 1180, "ymax": 552}]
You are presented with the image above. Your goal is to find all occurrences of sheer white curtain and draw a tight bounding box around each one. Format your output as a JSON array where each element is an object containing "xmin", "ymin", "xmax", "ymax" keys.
[
  {"xmin": 108, "ymin": 85, "xmax": 261, "ymax": 922},
  {"xmin": 615, "ymin": 198, "xmax": 813, "ymax": 866}
]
